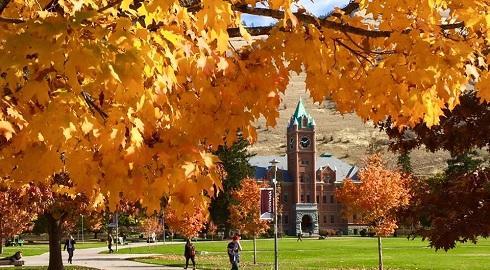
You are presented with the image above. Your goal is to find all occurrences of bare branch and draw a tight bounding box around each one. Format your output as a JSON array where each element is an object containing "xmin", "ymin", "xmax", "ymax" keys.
[
  {"xmin": 231, "ymin": 5, "xmax": 465, "ymax": 38},
  {"xmin": 0, "ymin": 16, "xmax": 24, "ymax": 23},
  {"xmin": 342, "ymin": 31, "xmax": 395, "ymax": 55},
  {"xmin": 227, "ymin": 26, "xmax": 272, "ymax": 37},
  {"xmin": 81, "ymin": 91, "xmax": 108, "ymax": 119},
  {"xmin": 335, "ymin": 38, "xmax": 374, "ymax": 66},
  {"xmin": 341, "ymin": 1, "xmax": 360, "ymax": 14},
  {"xmin": 43, "ymin": 0, "xmax": 63, "ymax": 13},
  {"xmin": 440, "ymin": 21, "xmax": 465, "ymax": 30}
]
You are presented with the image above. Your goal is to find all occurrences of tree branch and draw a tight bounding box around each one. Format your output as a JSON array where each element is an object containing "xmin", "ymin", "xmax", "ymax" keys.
[
  {"xmin": 342, "ymin": 31, "xmax": 395, "ymax": 55},
  {"xmin": 335, "ymin": 38, "xmax": 374, "ymax": 66},
  {"xmin": 0, "ymin": 16, "xmax": 24, "ymax": 23},
  {"xmin": 232, "ymin": 5, "xmax": 466, "ymax": 38},
  {"xmin": 227, "ymin": 26, "xmax": 272, "ymax": 37},
  {"xmin": 232, "ymin": 5, "xmax": 392, "ymax": 37}
]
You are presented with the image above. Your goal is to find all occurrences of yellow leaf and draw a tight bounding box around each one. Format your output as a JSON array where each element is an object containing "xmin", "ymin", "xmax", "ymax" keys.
[
  {"xmin": 62, "ymin": 122, "xmax": 77, "ymax": 140},
  {"xmin": 182, "ymin": 162, "xmax": 196, "ymax": 178},
  {"xmin": 161, "ymin": 30, "xmax": 184, "ymax": 46},
  {"xmin": 239, "ymin": 22, "xmax": 252, "ymax": 43},
  {"xmin": 0, "ymin": 121, "xmax": 15, "ymax": 141},
  {"xmin": 217, "ymin": 57, "xmax": 229, "ymax": 72},
  {"xmin": 200, "ymin": 151, "xmax": 216, "ymax": 168},
  {"xmin": 422, "ymin": 90, "xmax": 443, "ymax": 127},
  {"xmin": 81, "ymin": 117, "xmax": 94, "ymax": 135},
  {"xmin": 109, "ymin": 64, "xmax": 122, "ymax": 83},
  {"xmin": 121, "ymin": 0, "xmax": 132, "ymax": 11}
]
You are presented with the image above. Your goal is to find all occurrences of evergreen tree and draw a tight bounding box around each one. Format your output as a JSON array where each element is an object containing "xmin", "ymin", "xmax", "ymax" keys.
[
  {"xmin": 397, "ymin": 151, "xmax": 413, "ymax": 174},
  {"xmin": 445, "ymin": 151, "xmax": 484, "ymax": 176},
  {"xmin": 210, "ymin": 137, "xmax": 254, "ymax": 236}
]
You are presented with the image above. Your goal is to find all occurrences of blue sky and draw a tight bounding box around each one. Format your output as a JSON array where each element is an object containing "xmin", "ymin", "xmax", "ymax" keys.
[{"xmin": 242, "ymin": 0, "xmax": 351, "ymax": 26}]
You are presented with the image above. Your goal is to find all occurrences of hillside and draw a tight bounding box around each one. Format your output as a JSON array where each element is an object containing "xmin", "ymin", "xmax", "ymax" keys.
[{"xmin": 248, "ymin": 73, "xmax": 451, "ymax": 176}]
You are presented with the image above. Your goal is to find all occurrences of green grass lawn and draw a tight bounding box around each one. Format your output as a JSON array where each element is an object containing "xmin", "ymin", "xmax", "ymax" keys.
[
  {"xmin": 119, "ymin": 237, "xmax": 490, "ymax": 270},
  {"xmin": 1, "ymin": 242, "xmax": 106, "ymax": 257}
]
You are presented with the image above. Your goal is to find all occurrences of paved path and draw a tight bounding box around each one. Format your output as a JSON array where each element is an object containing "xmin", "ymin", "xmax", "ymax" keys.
[{"xmin": 23, "ymin": 242, "xmax": 184, "ymax": 270}]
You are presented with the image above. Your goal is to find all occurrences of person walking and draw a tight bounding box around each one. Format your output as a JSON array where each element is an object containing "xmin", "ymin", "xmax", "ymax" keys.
[
  {"xmin": 227, "ymin": 235, "xmax": 242, "ymax": 270},
  {"xmin": 297, "ymin": 231, "xmax": 303, "ymax": 242},
  {"xmin": 107, "ymin": 233, "xmax": 114, "ymax": 253},
  {"xmin": 184, "ymin": 239, "xmax": 196, "ymax": 269},
  {"xmin": 63, "ymin": 235, "xmax": 76, "ymax": 264}
]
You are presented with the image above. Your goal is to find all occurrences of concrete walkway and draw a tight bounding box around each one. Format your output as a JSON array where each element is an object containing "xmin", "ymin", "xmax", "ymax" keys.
[{"xmin": 23, "ymin": 242, "xmax": 184, "ymax": 270}]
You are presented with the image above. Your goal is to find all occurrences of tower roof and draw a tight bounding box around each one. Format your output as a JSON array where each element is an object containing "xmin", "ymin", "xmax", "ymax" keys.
[{"xmin": 289, "ymin": 98, "xmax": 315, "ymax": 128}]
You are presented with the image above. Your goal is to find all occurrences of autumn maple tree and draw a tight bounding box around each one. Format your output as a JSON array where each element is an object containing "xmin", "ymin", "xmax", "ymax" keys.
[
  {"xmin": 165, "ymin": 205, "xmax": 208, "ymax": 239},
  {"xmin": 140, "ymin": 216, "xmax": 162, "ymax": 239},
  {"xmin": 229, "ymin": 178, "xmax": 270, "ymax": 264},
  {"xmin": 0, "ymin": 181, "xmax": 52, "ymax": 254},
  {"xmin": 206, "ymin": 220, "xmax": 218, "ymax": 240},
  {"xmin": 337, "ymin": 154, "xmax": 411, "ymax": 270},
  {"xmin": 85, "ymin": 211, "xmax": 105, "ymax": 239},
  {"xmin": 43, "ymin": 183, "xmax": 96, "ymax": 269}
]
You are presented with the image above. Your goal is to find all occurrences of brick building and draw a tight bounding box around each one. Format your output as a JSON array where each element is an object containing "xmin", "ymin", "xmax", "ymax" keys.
[{"xmin": 250, "ymin": 99, "xmax": 364, "ymax": 235}]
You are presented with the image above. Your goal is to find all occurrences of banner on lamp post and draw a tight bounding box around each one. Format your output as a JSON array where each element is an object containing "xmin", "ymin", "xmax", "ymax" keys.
[{"xmin": 260, "ymin": 188, "xmax": 274, "ymax": 220}]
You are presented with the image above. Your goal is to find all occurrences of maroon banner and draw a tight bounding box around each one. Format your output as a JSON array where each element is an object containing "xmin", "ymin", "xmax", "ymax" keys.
[{"xmin": 260, "ymin": 188, "xmax": 274, "ymax": 220}]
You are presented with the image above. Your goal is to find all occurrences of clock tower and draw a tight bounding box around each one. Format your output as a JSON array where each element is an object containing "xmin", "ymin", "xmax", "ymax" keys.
[{"xmin": 287, "ymin": 99, "xmax": 319, "ymax": 235}]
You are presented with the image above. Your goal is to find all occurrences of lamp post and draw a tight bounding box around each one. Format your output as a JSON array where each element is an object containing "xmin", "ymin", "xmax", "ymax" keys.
[
  {"xmin": 162, "ymin": 210, "xmax": 166, "ymax": 243},
  {"xmin": 80, "ymin": 214, "xmax": 84, "ymax": 243},
  {"xmin": 270, "ymin": 158, "xmax": 279, "ymax": 270}
]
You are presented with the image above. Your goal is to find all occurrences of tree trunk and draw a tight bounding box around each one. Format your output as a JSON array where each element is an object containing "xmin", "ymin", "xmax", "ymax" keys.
[
  {"xmin": 47, "ymin": 214, "xmax": 64, "ymax": 270},
  {"xmin": 94, "ymin": 231, "xmax": 98, "ymax": 240},
  {"xmin": 0, "ymin": 237, "xmax": 3, "ymax": 254},
  {"xmin": 253, "ymin": 235, "xmax": 257, "ymax": 264},
  {"xmin": 377, "ymin": 236, "xmax": 383, "ymax": 270}
]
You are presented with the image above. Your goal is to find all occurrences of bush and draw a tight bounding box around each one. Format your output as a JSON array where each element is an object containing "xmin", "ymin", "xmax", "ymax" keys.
[{"xmin": 360, "ymin": 229, "xmax": 367, "ymax": 237}]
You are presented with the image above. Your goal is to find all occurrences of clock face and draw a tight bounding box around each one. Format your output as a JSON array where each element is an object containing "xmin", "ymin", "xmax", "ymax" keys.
[
  {"xmin": 300, "ymin": 137, "xmax": 310, "ymax": 148},
  {"xmin": 289, "ymin": 138, "xmax": 294, "ymax": 149}
]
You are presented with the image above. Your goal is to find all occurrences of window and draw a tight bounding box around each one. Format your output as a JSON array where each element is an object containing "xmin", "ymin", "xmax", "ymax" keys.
[
  {"xmin": 300, "ymin": 173, "xmax": 305, "ymax": 182},
  {"xmin": 316, "ymin": 195, "xmax": 319, "ymax": 203},
  {"xmin": 323, "ymin": 215, "xmax": 327, "ymax": 223},
  {"xmin": 284, "ymin": 215, "xmax": 289, "ymax": 224},
  {"xmin": 330, "ymin": 215, "xmax": 335, "ymax": 224},
  {"xmin": 283, "ymin": 194, "xmax": 288, "ymax": 203},
  {"xmin": 301, "ymin": 159, "xmax": 309, "ymax": 165},
  {"xmin": 353, "ymin": 214, "xmax": 357, "ymax": 222},
  {"xmin": 322, "ymin": 195, "xmax": 327, "ymax": 203},
  {"xmin": 330, "ymin": 195, "xmax": 334, "ymax": 203},
  {"xmin": 301, "ymin": 194, "xmax": 304, "ymax": 203},
  {"xmin": 306, "ymin": 195, "xmax": 311, "ymax": 203}
]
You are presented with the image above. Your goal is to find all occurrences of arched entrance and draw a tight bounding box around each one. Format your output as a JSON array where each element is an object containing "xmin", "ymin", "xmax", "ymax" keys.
[{"xmin": 301, "ymin": 215, "xmax": 313, "ymax": 233}]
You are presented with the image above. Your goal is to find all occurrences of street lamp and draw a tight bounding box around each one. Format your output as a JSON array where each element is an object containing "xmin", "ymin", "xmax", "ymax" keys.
[
  {"xmin": 80, "ymin": 214, "xmax": 84, "ymax": 243},
  {"xmin": 270, "ymin": 158, "xmax": 279, "ymax": 270},
  {"xmin": 162, "ymin": 210, "xmax": 166, "ymax": 243}
]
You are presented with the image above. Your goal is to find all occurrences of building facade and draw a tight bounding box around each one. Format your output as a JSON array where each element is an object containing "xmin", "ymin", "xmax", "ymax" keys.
[{"xmin": 250, "ymin": 100, "xmax": 363, "ymax": 235}]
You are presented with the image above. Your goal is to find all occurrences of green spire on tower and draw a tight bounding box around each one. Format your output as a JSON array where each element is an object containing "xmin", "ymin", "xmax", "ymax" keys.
[{"xmin": 289, "ymin": 98, "xmax": 315, "ymax": 128}]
